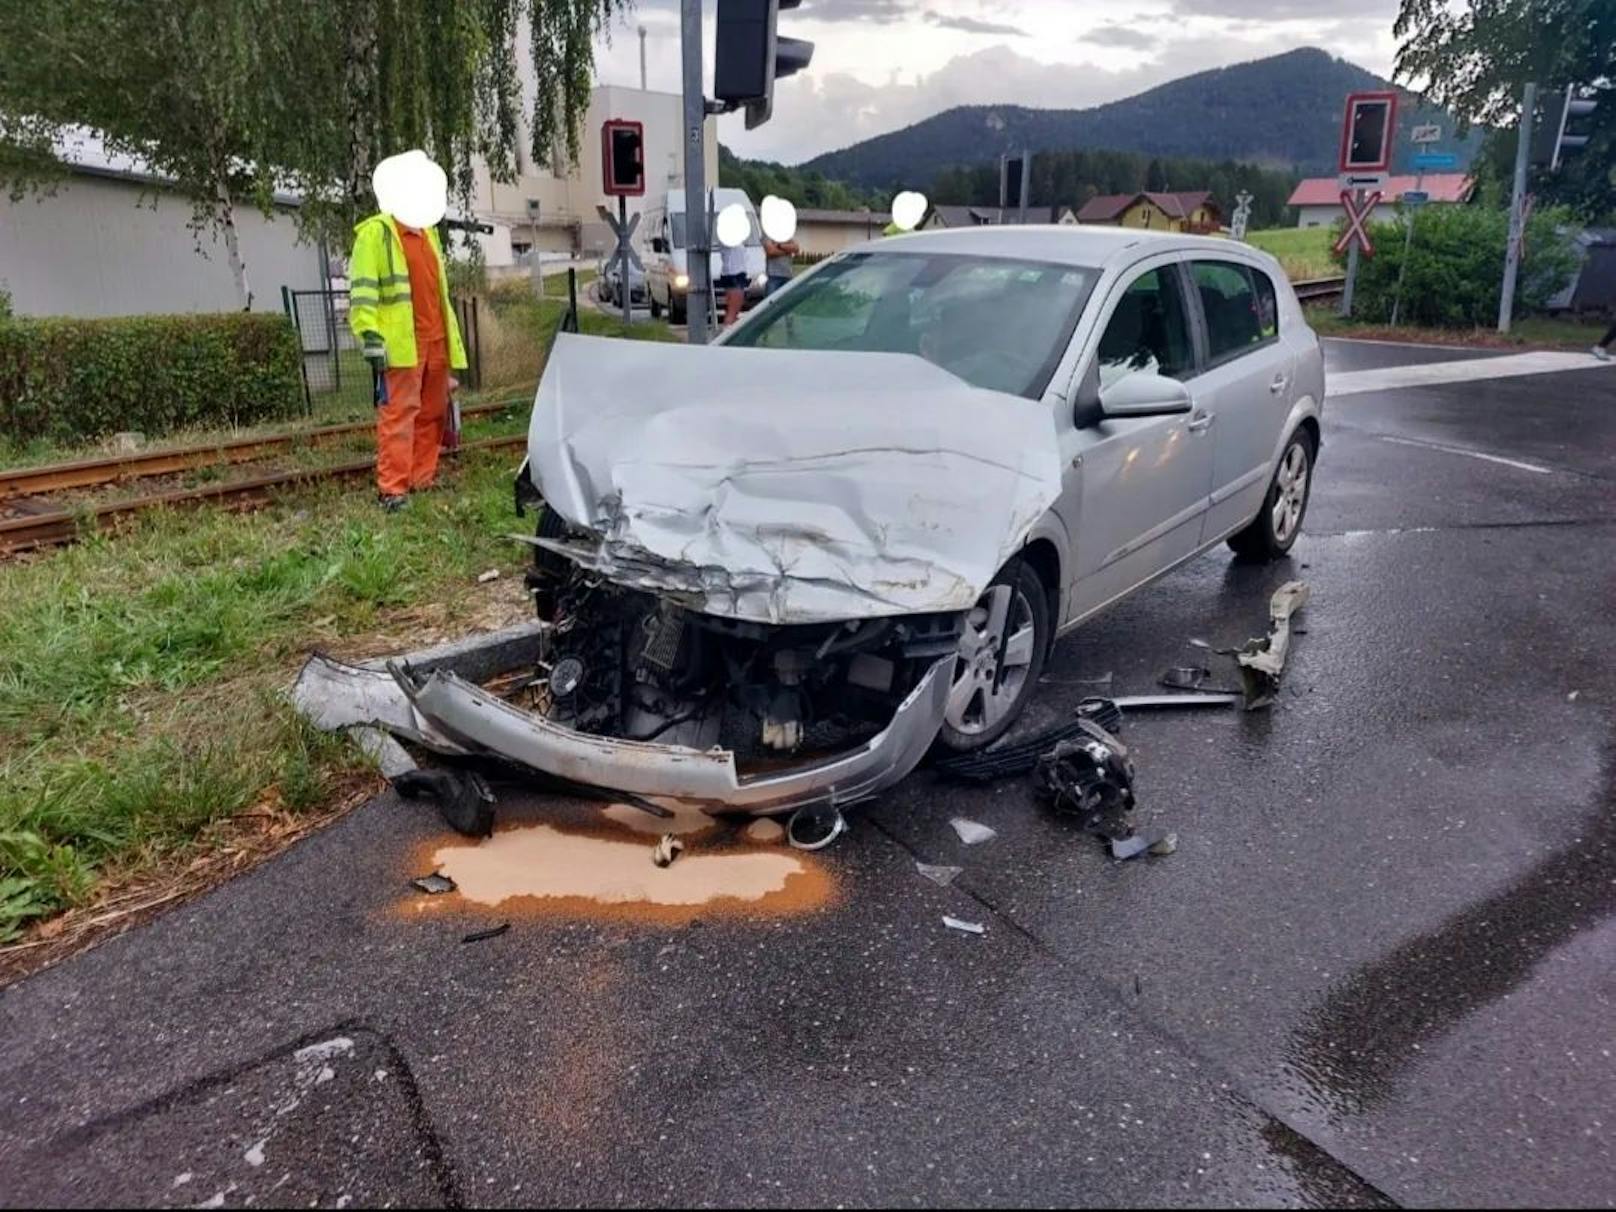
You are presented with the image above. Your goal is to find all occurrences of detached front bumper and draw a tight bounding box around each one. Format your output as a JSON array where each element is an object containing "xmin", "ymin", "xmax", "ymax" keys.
[{"xmin": 293, "ymin": 644, "xmax": 954, "ymax": 817}]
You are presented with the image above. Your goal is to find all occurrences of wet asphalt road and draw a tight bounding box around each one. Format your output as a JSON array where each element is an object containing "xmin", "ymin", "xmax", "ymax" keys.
[{"xmin": 2, "ymin": 340, "xmax": 1614, "ymax": 1208}]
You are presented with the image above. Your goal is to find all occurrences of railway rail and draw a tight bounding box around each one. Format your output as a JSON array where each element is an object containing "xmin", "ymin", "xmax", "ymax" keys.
[{"xmin": 0, "ymin": 434, "xmax": 527, "ymax": 556}]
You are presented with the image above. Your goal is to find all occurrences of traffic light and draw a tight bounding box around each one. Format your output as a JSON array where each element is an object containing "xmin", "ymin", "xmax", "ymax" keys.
[
  {"xmin": 713, "ymin": 0, "xmax": 814, "ymax": 131},
  {"xmin": 1531, "ymin": 88, "xmax": 1598, "ymax": 172},
  {"xmin": 601, "ymin": 119, "xmax": 644, "ymax": 196}
]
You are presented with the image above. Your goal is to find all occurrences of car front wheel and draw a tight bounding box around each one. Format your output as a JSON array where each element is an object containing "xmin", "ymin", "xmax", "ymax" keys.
[
  {"xmin": 1229, "ymin": 427, "xmax": 1315, "ymax": 560},
  {"xmin": 935, "ymin": 561, "xmax": 1051, "ymax": 752}
]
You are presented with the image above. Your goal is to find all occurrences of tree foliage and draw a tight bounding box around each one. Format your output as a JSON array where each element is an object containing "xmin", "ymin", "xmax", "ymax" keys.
[
  {"xmin": 928, "ymin": 149, "xmax": 1298, "ymax": 230},
  {"xmin": 0, "ymin": 0, "xmax": 625, "ymax": 305},
  {"xmin": 718, "ymin": 145, "xmax": 886, "ymax": 212},
  {"xmin": 1394, "ymin": 0, "xmax": 1616, "ymax": 220},
  {"xmin": 1334, "ymin": 203, "xmax": 1579, "ymax": 327}
]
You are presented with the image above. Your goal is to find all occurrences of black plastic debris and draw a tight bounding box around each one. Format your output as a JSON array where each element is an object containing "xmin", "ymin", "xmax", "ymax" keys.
[
  {"xmin": 934, "ymin": 698, "xmax": 1124, "ymax": 784},
  {"xmin": 1036, "ymin": 718, "xmax": 1137, "ymax": 841},
  {"xmin": 392, "ymin": 768, "xmax": 496, "ymax": 838},
  {"xmin": 411, "ymin": 873, "xmax": 456, "ymax": 895},
  {"xmin": 461, "ymin": 923, "xmax": 510, "ymax": 944}
]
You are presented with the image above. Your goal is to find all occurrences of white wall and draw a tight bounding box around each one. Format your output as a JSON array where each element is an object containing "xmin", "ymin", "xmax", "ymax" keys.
[{"xmin": 0, "ymin": 173, "xmax": 324, "ymax": 317}]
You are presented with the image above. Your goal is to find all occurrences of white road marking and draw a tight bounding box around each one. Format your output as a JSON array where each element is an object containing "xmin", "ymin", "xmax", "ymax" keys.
[
  {"xmin": 1327, "ymin": 350, "xmax": 1614, "ymax": 398},
  {"xmin": 1375, "ymin": 433, "xmax": 1554, "ymax": 474}
]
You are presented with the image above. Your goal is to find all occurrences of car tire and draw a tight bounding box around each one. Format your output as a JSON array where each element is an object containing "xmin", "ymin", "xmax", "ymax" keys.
[
  {"xmin": 934, "ymin": 560, "xmax": 1051, "ymax": 753},
  {"xmin": 1228, "ymin": 427, "xmax": 1315, "ymax": 561},
  {"xmin": 671, "ymin": 295, "xmax": 687, "ymax": 326},
  {"xmin": 650, "ymin": 292, "xmax": 663, "ymax": 319}
]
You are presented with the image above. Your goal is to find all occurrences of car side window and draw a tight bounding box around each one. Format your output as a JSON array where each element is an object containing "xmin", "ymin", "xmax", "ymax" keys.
[
  {"xmin": 1193, "ymin": 260, "xmax": 1276, "ymax": 362},
  {"xmin": 1095, "ymin": 266, "xmax": 1194, "ymax": 389}
]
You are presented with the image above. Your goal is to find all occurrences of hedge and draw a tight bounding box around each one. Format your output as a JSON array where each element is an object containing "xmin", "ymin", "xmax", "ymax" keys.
[{"xmin": 0, "ymin": 313, "xmax": 305, "ymax": 445}]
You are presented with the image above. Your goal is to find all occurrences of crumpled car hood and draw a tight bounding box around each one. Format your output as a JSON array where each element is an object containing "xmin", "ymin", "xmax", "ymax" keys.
[{"xmin": 526, "ymin": 333, "xmax": 1063, "ymax": 625}]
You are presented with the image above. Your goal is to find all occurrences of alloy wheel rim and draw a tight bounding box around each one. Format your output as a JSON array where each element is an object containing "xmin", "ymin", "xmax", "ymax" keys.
[
  {"xmin": 1272, "ymin": 444, "xmax": 1309, "ymax": 543},
  {"xmin": 944, "ymin": 583, "xmax": 1037, "ymax": 735}
]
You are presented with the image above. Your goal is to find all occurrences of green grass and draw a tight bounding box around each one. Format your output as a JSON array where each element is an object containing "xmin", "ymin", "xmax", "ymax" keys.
[
  {"xmin": 0, "ymin": 447, "xmax": 534, "ymax": 941},
  {"xmin": 1246, "ymin": 227, "xmax": 1338, "ymax": 282},
  {"xmin": 1306, "ymin": 305, "xmax": 1607, "ymax": 350}
]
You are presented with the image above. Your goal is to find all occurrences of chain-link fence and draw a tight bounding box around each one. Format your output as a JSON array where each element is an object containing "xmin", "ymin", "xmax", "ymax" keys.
[{"xmin": 282, "ymin": 287, "xmax": 482, "ymax": 415}]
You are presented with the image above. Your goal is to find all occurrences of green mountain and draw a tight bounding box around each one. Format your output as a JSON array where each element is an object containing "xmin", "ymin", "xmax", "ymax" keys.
[{"xmin": 801, "ymin": 48, "xmax": 1480, "ymax": 191}]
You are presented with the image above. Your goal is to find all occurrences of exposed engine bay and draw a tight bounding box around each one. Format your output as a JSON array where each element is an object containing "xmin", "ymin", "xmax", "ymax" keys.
[{"xmin": 526, "ymin": 551, "xmax": 965, "ymax": 769}]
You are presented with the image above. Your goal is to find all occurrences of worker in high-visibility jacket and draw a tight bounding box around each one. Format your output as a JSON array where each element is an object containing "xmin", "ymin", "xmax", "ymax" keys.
[{"xmin": 348, "ymin": 150, "xmax": 468, "ymax": 511}]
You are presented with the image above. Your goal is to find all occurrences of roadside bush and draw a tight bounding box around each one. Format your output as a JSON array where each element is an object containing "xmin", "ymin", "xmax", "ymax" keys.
[
  {"xmin": 0, "ymin": 312, "xmax": 305, "ymax": 444},
  {"xmin": 1334, "ymin": 203, "xmax": 1579, "ymax": 328}
]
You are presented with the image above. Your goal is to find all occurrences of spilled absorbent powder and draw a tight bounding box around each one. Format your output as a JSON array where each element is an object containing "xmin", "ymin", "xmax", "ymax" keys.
[{"xmin": 433, "ymin": 824, "xmax": 827, "ymax": 918}]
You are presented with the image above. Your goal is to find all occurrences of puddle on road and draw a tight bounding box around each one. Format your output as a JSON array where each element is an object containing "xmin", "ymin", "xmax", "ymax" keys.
[{"xmin": 426, "ymin": 820, "xmax": 832, "ymax": 923}]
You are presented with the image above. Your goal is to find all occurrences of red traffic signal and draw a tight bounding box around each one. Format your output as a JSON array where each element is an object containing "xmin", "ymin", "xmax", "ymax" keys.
[{"xmin": 601, "ymin": 119, "xmax": 645, "ymax": 197}]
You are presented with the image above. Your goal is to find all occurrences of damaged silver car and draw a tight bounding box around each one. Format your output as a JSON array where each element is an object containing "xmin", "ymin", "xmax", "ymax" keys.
[{"xmin": 322, "ymin": 227, "xmax": 1325, "ymax": 829}]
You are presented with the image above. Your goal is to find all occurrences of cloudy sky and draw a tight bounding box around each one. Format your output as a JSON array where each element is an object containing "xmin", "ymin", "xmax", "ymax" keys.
[{"xmin": 590, "ymin": 0, "xmax": 1404, "ymax": 163}]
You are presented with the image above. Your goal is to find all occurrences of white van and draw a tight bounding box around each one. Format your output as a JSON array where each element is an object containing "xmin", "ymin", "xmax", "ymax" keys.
[{"xmin": 642, "ymin": 187, "xmax": 767, "ymax": 324}]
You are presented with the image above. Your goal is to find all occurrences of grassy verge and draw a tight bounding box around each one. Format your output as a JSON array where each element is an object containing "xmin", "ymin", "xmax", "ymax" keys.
[
  {"xmin": 1246, "ymin": 227, "xmax": 1338, "ymax": 281},
  {"xmin": 0, "ymin": 446, "xmax": 537, "ymax": 943},
  {"xmin": 1307, "ymin": 305, "xmax": 1608, "ymax": 350}
]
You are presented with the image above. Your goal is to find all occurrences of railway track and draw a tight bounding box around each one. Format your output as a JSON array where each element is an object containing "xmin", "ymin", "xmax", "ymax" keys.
[
  {"xmin": 0, "ymin": 395, "xmax": 527, "ymax": 501},
  {"xmin": 0, "ymin": 433, "xmax": 528, "ymax": 556}
]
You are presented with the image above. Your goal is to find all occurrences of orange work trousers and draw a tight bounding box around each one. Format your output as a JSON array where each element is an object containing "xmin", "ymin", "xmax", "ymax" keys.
[{"xmin": 377, "ymin": 337, "xmax": 450, "ymax": 497}]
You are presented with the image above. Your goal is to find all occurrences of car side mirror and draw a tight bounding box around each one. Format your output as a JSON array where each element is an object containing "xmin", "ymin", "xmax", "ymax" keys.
[{"xmin": 1100, "ymin": 372, "xmax": 1192, "ymax": 419}]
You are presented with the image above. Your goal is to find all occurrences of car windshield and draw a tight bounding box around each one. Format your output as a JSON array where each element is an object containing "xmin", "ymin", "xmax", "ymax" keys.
[
  {"xmin": 724, "ymin": 251, "xmax": 1099, "ymax": 398},
  {"xmin": 669, "ymin": 209, "xmax": 760, "ymax": 250}
]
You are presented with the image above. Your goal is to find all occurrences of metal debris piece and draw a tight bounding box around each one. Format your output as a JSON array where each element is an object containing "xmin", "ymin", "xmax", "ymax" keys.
[
  {"xmin": 1110, "ymin": 830, "xmax": 1173, "ymax": 861},
  {"xmin": 392, "ymin": 767, "xmax": 496, "ymax": 838},
  {"xmin": 411, "ymin": 873, "xmax": 456, "ymax": 895},
  {"xmin": 943, "ymin": 916, "xmax": 986, "ymax": 935},
  {"xmin": 916, "ymin": 862, "xmax": 963, "ymax": 887},
  {"xmin": 477, "ymin": 569, "xmax": 501, "ymax": 584},
  {"xmin": 652, "ymin": 834, "xmax": 685, "ymax": 868},
  {"xmin": 1234, "ymin": 580, "xmax": 1310, "ymax": 710},
  {"xmin": 1110, "ymin": 692, "xmax": 1241, "ymax": 709},
  {"xmin": 933, "ymin": 698, "xmax": 1123, "ymax": 784},
  {"xmin": 950, "ymin": 817, "xmax": 998, "ymax": 845},
  {"xmin": 461, "ymin": 923, "xmax": 510, "ymax": 944},
  {"xmin": 1160, "ymin": 665, "xmax": 1212, "ymax": 690},
  {"xmin": 1037, "ymin": 719, "xmax": 1137, "ymax": 841}
]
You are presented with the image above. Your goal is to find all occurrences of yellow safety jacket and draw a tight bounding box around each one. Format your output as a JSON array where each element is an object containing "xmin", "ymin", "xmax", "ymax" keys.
[{"xmin": 348, "ymin": 213, "xmax": 468, "ymax": 370}]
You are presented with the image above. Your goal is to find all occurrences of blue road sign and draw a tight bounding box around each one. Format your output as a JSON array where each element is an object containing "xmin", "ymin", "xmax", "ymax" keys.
[
  {"xmin": 1412, "ymin": 152, "xmax": 1459, "ymax": 170},
  {"xmin": 1402, "ymin": 190, "xmax": 1430, "ymax": 206}
]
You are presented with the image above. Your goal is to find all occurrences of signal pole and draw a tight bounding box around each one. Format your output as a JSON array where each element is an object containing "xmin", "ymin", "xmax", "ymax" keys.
[
  {"xmin": 680, "ymin": 0, "xmax": 711, "ymax": 344},
  {"xmin": 1498, "ymin": 81, "xmax": 1535, "ymax": 335}
]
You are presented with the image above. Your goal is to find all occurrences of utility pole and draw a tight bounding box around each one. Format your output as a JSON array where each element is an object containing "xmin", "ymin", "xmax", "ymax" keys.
[
  {"xmin": 680, "ymin": 0, "xmax": 711, "ymax": 344},
  {"xmin": 1498, "ymin": 81, "xmax": 1536, "ymax": 334},
  {"xmin": 639, "ymin": 25, "xmax": 648, "ymax": 91}
]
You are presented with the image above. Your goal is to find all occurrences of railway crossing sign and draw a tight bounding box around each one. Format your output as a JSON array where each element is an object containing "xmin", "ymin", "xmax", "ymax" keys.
[
  {"xmin": 1334, "ymin": 189, "xmax": 1381, "ymax": 257},
  {"xmin": 1230, "ymin": 190, "xmax": 1254, "ymax": 240},
  {"xmin": 597, "ymin": 201, "xmax": 642, "ymax": 326}
]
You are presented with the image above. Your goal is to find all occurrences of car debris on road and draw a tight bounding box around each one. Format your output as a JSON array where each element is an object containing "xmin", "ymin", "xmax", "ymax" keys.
[
  {"xmin": 950, "ymin": 817, "xmax": 998, "ymax": 845},
  {"xmin": 410, "ymin": 873, "xmax": 456, "ymax": 895},
  {"xmin": 943, "ymin": 916, "xmax": 986, "ymax": 935}
]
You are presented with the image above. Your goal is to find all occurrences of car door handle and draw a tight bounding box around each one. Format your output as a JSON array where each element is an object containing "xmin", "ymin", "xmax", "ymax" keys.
[
  {"xmin": 1187, "ymin": 412, "xmax": 1215, "ymax": 433},
  {"xmin": 1269, "ymin": 374, "xmax": 1289, "ymax": 394}
]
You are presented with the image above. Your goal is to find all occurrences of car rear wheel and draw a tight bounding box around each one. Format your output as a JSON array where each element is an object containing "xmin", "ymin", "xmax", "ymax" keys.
[
  {"xmin": 1229, "ymin": 428, "xmax": 1315, "ymax": 561},
  {"xmin": 935, "ymin": 561, "xmax": 1050, "ymax": 753}
]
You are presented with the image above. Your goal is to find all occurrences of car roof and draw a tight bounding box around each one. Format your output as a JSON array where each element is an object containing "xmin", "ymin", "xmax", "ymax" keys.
[
  {"xmin": 849, "ymin": 224, "xmax": 1264, "ymax": 272},
  {"xmin": 664, "ymin": 187, "xmax": 753, "ymax": 212}
]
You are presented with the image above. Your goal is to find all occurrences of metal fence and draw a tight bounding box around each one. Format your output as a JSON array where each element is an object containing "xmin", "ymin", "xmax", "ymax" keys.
[{"xmin": 282, "ymin": 287, "xmax": 483, "ymax": 414}]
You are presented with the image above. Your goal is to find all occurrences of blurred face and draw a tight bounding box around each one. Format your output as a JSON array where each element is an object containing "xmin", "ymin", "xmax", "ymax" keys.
[{"xmin": 373, "ymin": 150, "xmax": 447, "ymax": 229}]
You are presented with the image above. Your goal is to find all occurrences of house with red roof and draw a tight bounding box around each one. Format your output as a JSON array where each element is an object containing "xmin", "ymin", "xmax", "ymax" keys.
[
  {"xmin": 1287, "ymin": 173, "xmax": 1474, "ymax": 229},
  {"xmin": 1076, "ymin": 191, "xmax": 1222, "ymax": 234}
]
